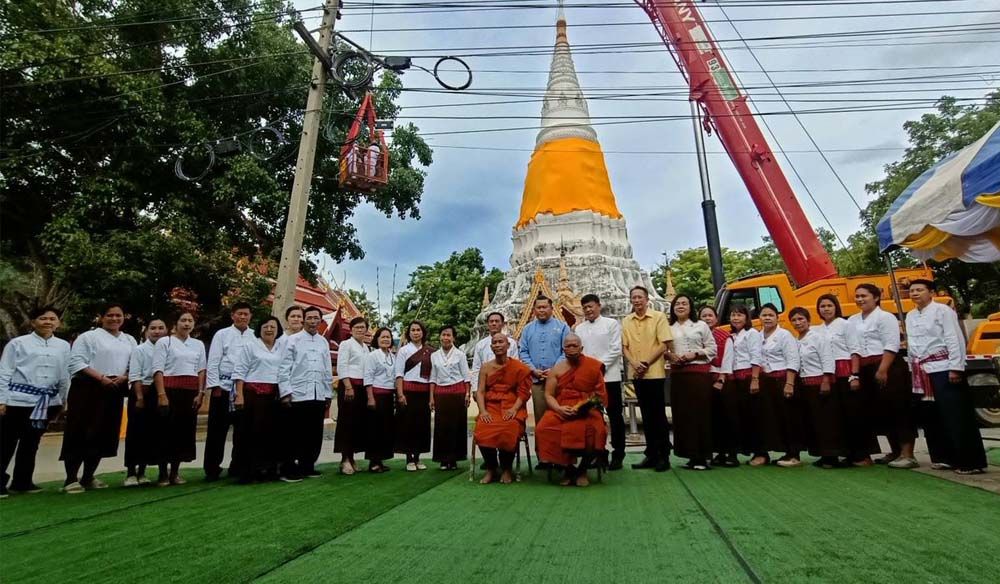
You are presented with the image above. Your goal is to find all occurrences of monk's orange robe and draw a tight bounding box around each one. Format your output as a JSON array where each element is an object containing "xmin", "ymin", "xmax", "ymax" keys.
[
  {"xmin": 535, "ymin": 355, "xmax": 609, "ymax": 466},
  {"xmin": 473, "ymin": 359, "xmax": 532, "ymax": 452}
]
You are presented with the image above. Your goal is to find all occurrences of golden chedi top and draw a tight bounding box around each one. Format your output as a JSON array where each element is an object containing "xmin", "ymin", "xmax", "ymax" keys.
[{"xmin": 515, "ymin": 4, "xmax": 623, "ymax": 229}]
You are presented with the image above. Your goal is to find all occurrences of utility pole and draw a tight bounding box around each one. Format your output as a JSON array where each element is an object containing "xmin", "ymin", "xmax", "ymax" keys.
[
  {"xmin": 272, "ymin": 0, "xmax": 340, "ymax": 320},
  {"xmin": 690, "ymin": 100, "xmax": 726, "ymax": 292}
]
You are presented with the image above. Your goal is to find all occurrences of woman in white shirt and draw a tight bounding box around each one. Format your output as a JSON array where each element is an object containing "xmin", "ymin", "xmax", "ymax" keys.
[
  {"xmin": 364, "ymin": 327, "xmax": 397, "ymax": 473},
  {"xmin": 233, "ymin": 317, "xmax": 284, "ymax": 484},
  {"xmin": 394, "ymin": 320, "xmax": 434, "ymax": 471},
  {"xmin": 790, "ymin": 307, "xmax": 845, "ymax": 469},
  {"xmin": 727, "ymin": 305, "xmax": 764, "ymax": 466},
  {"xmin": 0, "ymin": 306, "xmax": 71, "ymax": 496},
  {"xmin": 334, "ymin": 317, "xmax": 371, "ymax": 476},
  {"xmin": 152, "ymin": 311, "xmax": 207, "ymax": 486},
  {"xmin": 817, "ymin": 294, "xmax": 874, "ymax": 466},
  {"xmin": 756, "ymin": 303, "xmax": 801, "ymax": 468},
  {"xmin": 848, "ymin": 284, "xmax": 917, "ymax": 468},
  {"xmin": 430, "ymin": 325, "xmax": 471, "ymax": 471},
  {"xmin": 124, "ymin": 318, "xmax": 168, "ymax": 487},
  {"xmin": 61, "ymin": 303, "xmax": 138, "ymax": 494},
  {"xmin": 700, "ymin": 306, "xmax": 739, "ymax": 468},
  {"xmin": 666, "ymin": 296, "xmax": 717, "ymax": 470}
]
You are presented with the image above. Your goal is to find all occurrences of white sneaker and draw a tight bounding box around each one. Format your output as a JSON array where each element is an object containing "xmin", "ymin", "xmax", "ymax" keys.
[
  {"xmin": 930, "ymin": 462, "xmax": 953, "ymax": 471},
  {"xmin": 888, "ymin": 457, "xmax": 919, "ymax": 469},
  {"xmin": 85, "ymin": 478, "xmax": 109, "ymax": 490},
  {"xmin": 61, "ymin": 482, "xmax": 85, "ymax": 494},
  {"xmin": 123, "ymin": 476, "xmax": 139, "ymax": 488},
  {"xmin": 405, "ymin": 462, "xmax": 418, "ymax": 472},
  {"xmin": 415, "ymin": 462, "xmax": 427, "ymax": 471},
  {"xmin": 137, "ymin": 476, "xmax": 151, "ymax": 486},
  {"xmin": 776, "ymin": 458, "xmax": 802, "ymax": 468}
]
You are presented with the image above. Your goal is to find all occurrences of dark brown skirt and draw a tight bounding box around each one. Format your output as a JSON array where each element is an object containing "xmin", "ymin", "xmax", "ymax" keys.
[
  {"xmin": 752, "ymin": 376, "xmax": 785, "ymax": 454},
  {"xmin": 865, "ymin": 355, "xmax": 917, "ymax": 449},
  {"xmin": 838, "ymin": 376, "xmax": 880, "ymax": 461},
  {"xmin": 60, "ymin": 376, "xmax": 125, "ymax": 461},
  {"xmin": 395, "ymin": 390, "xmax": 431, "ymax": 455},
  {"xmin": 432, "ymin": 392, "xmax": 468, "ymax": 463},
  {"xmin": 334, "ymin": 381, "xmax": 367, "ymax": 454},
  {"xmin": 366, "ymin": 392, "xmax": 395, "ymax": 462},
  {"xmin": 164, "ymin": 388, "xmax": 198, "ymax": 462},
  {"xmin": 774, "ymin": 378, "xmax": 806, "ymax": 455},
  {"xmin": 241, "ymin": 389, "xmax": 278, "ymax": 471},
  {"xmin": 125, "ymin": 384, "xmax": 160, "ymax": 467},
  {"xmin": 800, "ymin": 382, "xmax": 847, "ymax": 457},
  {"xmin": 671, "ymin": 371, "xmax": 714, "ymax": 461},
  {"xmin": 713, "ymin": 377, "xmax": 747, "ymax": 455}
]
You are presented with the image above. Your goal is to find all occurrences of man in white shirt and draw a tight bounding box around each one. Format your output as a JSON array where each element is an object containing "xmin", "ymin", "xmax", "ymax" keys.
[
  {"xmin": 574, "ymin": 294, "xmax": 626, "ymax": 469},
  {"xmin": 278, "ymin": 306, "xmax": 334, "ymax": 478},
  {"xmin": 203, "ymin": 302, "xmax": 255, "ymax": 481},
  {"xmin": 470, "ymin": 312, "xmax": 518, "ymax": 396},
  {"xmin": 906, "ymin": 279, "xmax": 987, "ymax": 474}
]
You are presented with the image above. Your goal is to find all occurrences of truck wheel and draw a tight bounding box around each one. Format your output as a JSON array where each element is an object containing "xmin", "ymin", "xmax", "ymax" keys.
[{"xmin": 975, "ymin": 407, "xmax": 1000, "ymax": 428}]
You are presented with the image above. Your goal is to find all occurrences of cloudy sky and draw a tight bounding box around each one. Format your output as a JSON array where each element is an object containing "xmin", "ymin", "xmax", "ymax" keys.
[{"xmin": 295, "ymin": 0, "xmax": 999, "ymax": 312}]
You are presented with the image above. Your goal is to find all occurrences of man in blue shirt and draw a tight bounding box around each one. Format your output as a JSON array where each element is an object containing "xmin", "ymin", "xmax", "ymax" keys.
[{"xmin": 518, "ymin": 296, "xmax": 570, "ymax": 469}]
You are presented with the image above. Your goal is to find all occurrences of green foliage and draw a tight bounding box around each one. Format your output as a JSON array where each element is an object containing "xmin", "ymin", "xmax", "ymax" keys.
[
  {"xmin": 391, "ymin": 249, "xmax": 503, "ymax": 347},
  {"xmin": 0, "ymin": 0, "xmax": 431, "ymax": 338},
  {"xmin": 345, "ymin": 288, "xmax": 385, "ymax": 328}
]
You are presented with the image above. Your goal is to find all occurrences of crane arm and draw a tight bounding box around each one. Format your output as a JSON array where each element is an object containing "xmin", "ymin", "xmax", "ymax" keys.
[{"xmin": 634, "ymin": 0, "xmax": 837, "ymax": 286}]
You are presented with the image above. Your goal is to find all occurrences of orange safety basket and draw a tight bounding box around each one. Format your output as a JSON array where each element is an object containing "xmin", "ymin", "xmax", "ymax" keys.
[{"xmin": 338, "ymin": 92, "xmax": 389, "ymax": 191}]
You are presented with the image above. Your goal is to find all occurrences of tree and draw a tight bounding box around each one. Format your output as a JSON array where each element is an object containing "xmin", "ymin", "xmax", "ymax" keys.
[
  {"xmin": 345, "ymin": 288, "xmax": 384, "ymax": 328},
  {"xmin": 0, "ymin": 1, "xmax": 432, "ymax": 337},
  {"xmin": 391, "ymin": 249, "xmax": 504, "ymax": 347}
]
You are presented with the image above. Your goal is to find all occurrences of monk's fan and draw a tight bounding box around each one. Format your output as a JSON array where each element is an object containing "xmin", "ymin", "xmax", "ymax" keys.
[{"xmin": 572, "ymin": 394, "xmax": 605, "ymax": 417}]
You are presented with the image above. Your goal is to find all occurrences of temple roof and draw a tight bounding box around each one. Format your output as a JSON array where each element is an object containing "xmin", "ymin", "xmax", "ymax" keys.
[{"xmin": 515, "ymin": 3, "xmax": 623, "ymax": 229}]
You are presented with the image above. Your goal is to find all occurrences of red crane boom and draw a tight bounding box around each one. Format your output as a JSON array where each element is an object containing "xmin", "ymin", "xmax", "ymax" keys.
[{"xmin": 634, "ymin": 0, "xmax": 838, "ymax": 286}]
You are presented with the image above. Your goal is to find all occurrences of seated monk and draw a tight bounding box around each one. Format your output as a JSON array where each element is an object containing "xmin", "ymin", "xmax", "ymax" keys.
[
  {"xmin": 535, "ymin": 333, "xmax": 609, "ymax": 487},
  {"xmin": 473, "ymin": 333, "xmax": 532, "ymax": 485}
]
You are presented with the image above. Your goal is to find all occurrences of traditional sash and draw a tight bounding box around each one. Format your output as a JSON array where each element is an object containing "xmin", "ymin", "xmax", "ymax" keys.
[
  {"xmin": 163, "ymin": 375, "xmax": 199, "ymax": 390},
  {"xmin": 732, "ymin": 368, "xmax": 753, "ymax": 381},
  {"xmin": 834, "ymin": 359, "xmax": 853, "ymax": 379},
  {"xmin": 672, "ymin": 363, "xmax": 712, "ymax": 374},
  {"xmin": 765, "ymin": 369, "xmax": 791, "ymax": 379},
  {"xmin": 434, "ymin": 382, "xmax": 467, "ymax": 395},
  {"xmin": 404, "ymin": 345, "xmax": 433, "ymax": 379},
  {"xmin": 799, "ymin": 375, "xmax": 828, "ymax": 387},
  {"xmin": 10, "ymin": 383, "xmax": 59, "ymax": 429},
  {"xmin": 911, "ymin": 349, "xmax": 950, "ymax": 400},
  {"xmin": 244, "ymin": 382, "xmax": 277, "ymax": 396},
  {"xmin": 402, "ymin": 381, "xmax": 431, "ymax": 393},
  {"xmin": 710, "ymin": 328, "xmax": 730, "ymax": 369},
  {"xmin": 858, "ymin": 355, "xmax": 884, "ymax": 367},
  {"xmin": 371, "ymin": 386, "xmax": 394, "ymax": 396}
]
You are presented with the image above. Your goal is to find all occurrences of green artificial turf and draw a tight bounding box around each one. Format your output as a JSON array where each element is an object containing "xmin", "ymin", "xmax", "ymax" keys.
[
  {"xmin": 988, "ymin": 447, "xmax": 1000, "ymax": 466},
  {"xmin": 2, "ymin": 457, "xmax": 998, "ymax": 584}
]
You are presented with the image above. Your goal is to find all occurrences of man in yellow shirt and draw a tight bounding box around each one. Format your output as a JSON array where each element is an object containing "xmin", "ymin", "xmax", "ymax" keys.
[{"xmin": 621, "ymin": 286, "xmax": 673, "ymax": 472}]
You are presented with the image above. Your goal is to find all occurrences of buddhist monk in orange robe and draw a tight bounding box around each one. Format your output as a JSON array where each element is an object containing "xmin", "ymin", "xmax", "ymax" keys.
[
  {"xmin": 536, "ymin": 333, "xmax": 608, "ymax": 487},
  {"xmin": 473, "ymin": 333, "xmax": 532, "ymax": 485}
]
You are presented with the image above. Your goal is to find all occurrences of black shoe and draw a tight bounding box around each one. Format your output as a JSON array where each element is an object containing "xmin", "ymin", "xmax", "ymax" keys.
[
  {"xmin": 204, "ymin": 474, "xmax": 221, "ymax": 483},
  {"xmin": 535, "ymin": 462, "xmax": 552, "ymax": 471},
  {"xmin": 711, "ymin": 453, "xmax": 727, "ymax": 466},
  {"xmin": 301, "ymin": 468, "xmax": 321, "ymax": 478},
  {"xmin": 9, "ymin": 483, "xmax": 43, "ymax": 494},
  {"xmin": 237, "ymin": 476, "xmax": 254, "ymax": 485},
  {"xmin": 724, "ymin": 454, "xmax": 740, "ymax": 468},
  {"xmin": 632, "ymin": 457, "xmax": 656, "ymax": 470},
  {"xmin": 609, "ymin": 458, "xmax": 624, "ymax": 471},
  {"xmin": 279, "ymin": 474, "xmax": 303, "ymax": 483},
  {"xmin": 654, "ymin": 460, "xmax": 671, "ymax": 472},
  {"xmin": 0, "ymin": 484, "xmax": 9, "ymax": 498}
]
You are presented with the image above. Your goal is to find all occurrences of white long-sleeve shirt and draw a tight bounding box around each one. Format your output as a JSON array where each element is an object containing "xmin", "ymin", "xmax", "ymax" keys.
[
  {"xmin": 798, "ymin": 329, "xmax": 835, "ymax": 378},
  {"xmin": 335, "ymin": 337, "xmax": 369, "ymax": 380},
  {"xmin": 713, "ymin": 337, "xmax": 735, "ymax": 375},
  {"xmin": 848, "ymin": 307, "xmax": 900, "ymax": 357},
  {"xmin": 574, "ymin": 316, "xmax": 623, "ymax": 382},
  {"xmin": 206, "ymin": 325, "xmax": 256, "ymax": 392},
  {"xmin": 69, "ymin": 328, "xmax": 136, "ymax": 377},
  {"xmin": 731, "ymin": 328, "xmax": 763, "ymax": 371},
  {"xmin": 470, "ymin": 334, "xmax": 518, "ymax": 392},
  {"xmin": 278, "ymin": 331, "xmax": 333, "ymax": 402},
  {"xmin": 232, "ymin": 338, "xmax": 284, "ymax": 384},
  {"xmin": 128, "ymin": 341, "xmax": 157, "ymax": 386},
  {"xmin": 364, "ymin": 349, "xmax": 397, "ymax": 389},
  {"xmin": 669, "ymin": 320, "xmax": 717, "ymax": 366},
  {"xmin": 431, "ymin": 347, "xmax": 470, "ymax": 386},
  {"xmin": 152, "ymin": 335, "xmax": 207, "ymax": 377},
  {"xmin": 761, "ymin": 328, "xmax": 800, "ymax": 374},
  {"xmin": 820, "ymin": 318, "xmax": 860, "ymax": 361},
  {"xmin": 906, "ymin": 302, "xmax": 965, "ymax": 372},
  {"xmin": 0, "ymin": 333, "xmax": 72, "ymax": 407},
  {"xmin": 394, "ymin": 342, "xmax": 432, "ymax": 383}
]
